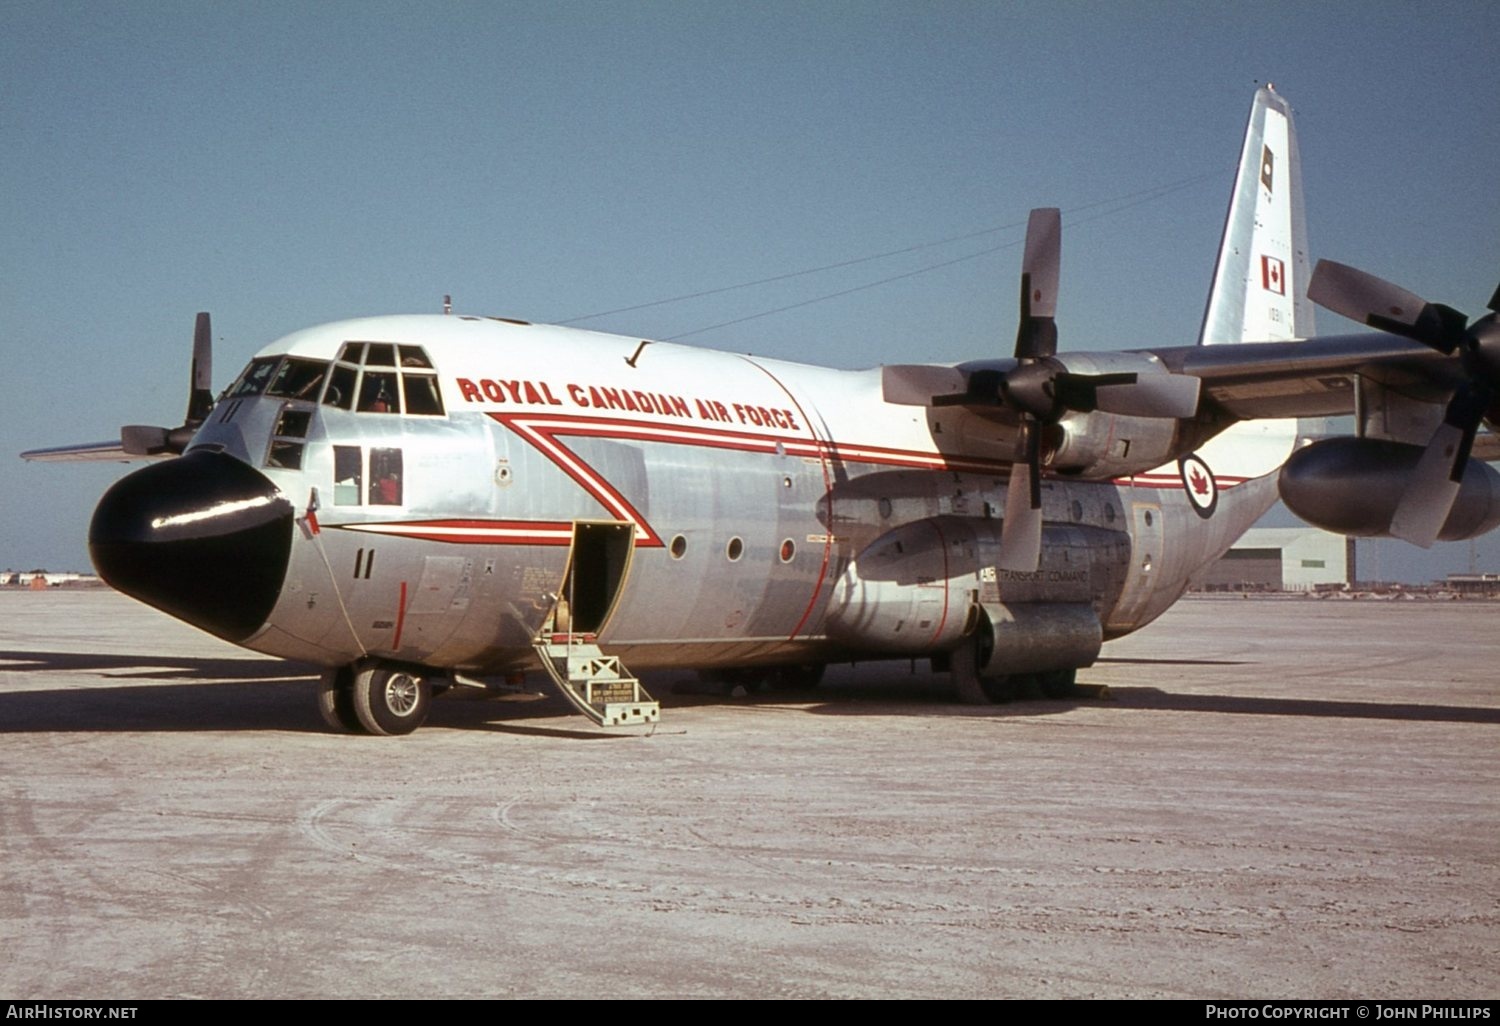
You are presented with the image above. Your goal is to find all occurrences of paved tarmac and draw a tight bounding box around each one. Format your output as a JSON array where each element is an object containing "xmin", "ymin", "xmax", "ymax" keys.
[{"xmin": 1, "ymin": 590, "xmax": 1497, "ymax": 999}]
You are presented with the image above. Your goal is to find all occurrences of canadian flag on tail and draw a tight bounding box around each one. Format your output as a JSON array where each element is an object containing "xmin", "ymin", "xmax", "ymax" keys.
[{"xmin": 1261, "ymin": 254, "xmax": 1286, "ymax": 295}]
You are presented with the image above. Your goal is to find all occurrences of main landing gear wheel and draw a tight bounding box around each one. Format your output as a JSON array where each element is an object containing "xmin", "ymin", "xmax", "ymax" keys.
[
  {"xmin": 950, "ymin": 631, "xmax": 1013, "ymax": 705},
  {"xmin": 317, "ymin": 666, "xmax": 363, "ymax": 733},
  {"xmin": 352, "ymin": 664, "xmax": 432, "ymax": 736}
]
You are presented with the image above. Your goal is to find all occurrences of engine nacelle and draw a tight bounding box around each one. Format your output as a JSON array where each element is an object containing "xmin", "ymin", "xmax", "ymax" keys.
[
  {"xmin": 824, "ymin": 518, "xmax": 979, "ymax": 653},
  {"xmin": 1279, "ymin": 437, "xmax": 1500, "ymax": 541},
  {"xmin": 824, "ymin": 515, "xmax": 1120, "ymax": 659},
  {"xmin": 1045, "ymin": 351, "xmax": 1209, "ymax": 478}
]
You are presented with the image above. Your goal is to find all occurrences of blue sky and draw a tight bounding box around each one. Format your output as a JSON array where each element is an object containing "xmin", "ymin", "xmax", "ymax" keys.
[{"xmin": 4, "ymin": 1, "xmax": 1498, "ymax": 580}]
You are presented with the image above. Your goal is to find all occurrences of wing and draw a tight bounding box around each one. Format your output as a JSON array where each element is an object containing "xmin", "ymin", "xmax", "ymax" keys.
[
  {"xmin": 20, "ymin": 441, "xmax": 167, "ymax": 463},
  {"xmin": 1153, "ymin": 331, "xmax": 1459, "ymax": 421}
]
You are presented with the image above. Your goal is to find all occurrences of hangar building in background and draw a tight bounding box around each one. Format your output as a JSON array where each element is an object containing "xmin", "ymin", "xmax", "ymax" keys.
[{"xmin": 1192, "ymin": 528, "xmax": 1350, "ymax": 592}]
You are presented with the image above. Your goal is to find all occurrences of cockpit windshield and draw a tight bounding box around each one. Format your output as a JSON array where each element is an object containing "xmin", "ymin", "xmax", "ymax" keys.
[
  {"xmin": 322, "ymin": 341, "xmax": 445, "ymax": 416},
  {"xmin": 226, "ymin": 344, "xmax": 443, "ymax": 416},
  {"xmin": 267, "ymin": 358, "xmax": 329, "ymax": 400},
  {"xmin": 227, "ymin": 357, "xmax": 280, "ymax": 398},
  {"xmin": 226, "ymin": 356, "xmax": 330, "ymax": 400}
]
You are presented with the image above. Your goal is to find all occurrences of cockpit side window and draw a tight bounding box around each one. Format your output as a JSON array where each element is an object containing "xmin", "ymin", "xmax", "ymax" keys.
[
  {"xmin": 369, "ymin": 448, "xmax": 403, "ymax": 505},
  {"xmin": 332, "ymin": 446, "xmax": 402, "ymax": 507},
  {"xmin": 333, "ymin": 446, "xmax": 362, "ymax": 505}
]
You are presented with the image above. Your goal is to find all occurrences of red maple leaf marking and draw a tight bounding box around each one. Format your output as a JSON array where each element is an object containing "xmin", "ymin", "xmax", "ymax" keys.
[{"xmin": 1189, "ymin": 466, "xmax": 1211, "ymax": 496}]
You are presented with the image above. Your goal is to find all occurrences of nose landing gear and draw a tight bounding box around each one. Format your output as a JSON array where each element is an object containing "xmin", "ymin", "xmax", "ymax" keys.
[{"xmin": 317, "ymin": 662, "xmax": 432, "ymax": 735}]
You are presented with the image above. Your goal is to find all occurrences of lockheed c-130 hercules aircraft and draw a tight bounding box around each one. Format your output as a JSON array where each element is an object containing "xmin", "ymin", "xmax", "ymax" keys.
[{"xmin": 24, "ymin": 87, "xmax": 1500, "ymax": 736}]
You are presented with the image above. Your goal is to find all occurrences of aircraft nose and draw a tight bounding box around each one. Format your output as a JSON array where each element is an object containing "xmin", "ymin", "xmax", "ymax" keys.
[{"xmin": 89, "ymin": 451, "xmax": 295, "ymax": 642}]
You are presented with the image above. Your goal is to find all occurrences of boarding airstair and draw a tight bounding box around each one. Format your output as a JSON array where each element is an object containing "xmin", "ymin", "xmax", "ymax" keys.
[{"xmin": 533, "ymin": 633, "xmax": 660, "ymax": 727}]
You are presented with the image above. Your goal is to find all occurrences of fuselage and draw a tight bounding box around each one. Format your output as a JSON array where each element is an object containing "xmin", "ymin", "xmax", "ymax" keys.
[{"xmin": 89, "ymin": 314, "xmax": 1282, "ymax": 680}]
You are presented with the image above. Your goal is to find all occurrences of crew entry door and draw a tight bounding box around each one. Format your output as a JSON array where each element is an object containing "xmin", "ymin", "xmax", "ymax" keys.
[{"xmin": 551, "ymin": 521, "xmax": 635, "ymax": 637}]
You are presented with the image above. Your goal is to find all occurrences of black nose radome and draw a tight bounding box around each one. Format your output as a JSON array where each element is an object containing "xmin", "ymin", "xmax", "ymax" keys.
[{"xmin": 89, "ymin": 451, "xmax": 294, "ymax": 642}]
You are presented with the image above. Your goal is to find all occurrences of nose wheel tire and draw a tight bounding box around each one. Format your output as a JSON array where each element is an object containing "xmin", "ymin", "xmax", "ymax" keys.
[
  {"xmin": 352, "ymin": 665, "xmax": 431, "ymax": 736},
  {"xmin": 317, "ymin": 666, "xmax": 364, "ymax": 733}
]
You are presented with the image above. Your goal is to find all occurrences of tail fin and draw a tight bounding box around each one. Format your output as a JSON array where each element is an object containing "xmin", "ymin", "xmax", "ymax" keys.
[
  {"xmin": 1191, "ymin": 87, "xmax": 1306, "ymax": 490},
  {"xmin": 1199, "ymin": 85, "xmax": 1315, "ymax": 345}
]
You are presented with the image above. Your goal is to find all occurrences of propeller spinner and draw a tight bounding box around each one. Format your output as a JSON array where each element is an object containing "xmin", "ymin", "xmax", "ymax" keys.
[{"xmin": 1307, "ymin": 260, "xmax": 1500, "ymax": 547}]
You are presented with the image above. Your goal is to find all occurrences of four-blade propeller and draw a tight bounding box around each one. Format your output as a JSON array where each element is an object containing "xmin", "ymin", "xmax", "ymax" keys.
[
  {"xmin": 934, "ymin": 209, "xmax": 1199, "ymax": 570},
  {"xmin": 121, "ymin": 312, "xmax": 215, "ymax": 457},
  {"xmin": 1308, "ymin": 260, "xmax": 1500, "ymax": 547}
]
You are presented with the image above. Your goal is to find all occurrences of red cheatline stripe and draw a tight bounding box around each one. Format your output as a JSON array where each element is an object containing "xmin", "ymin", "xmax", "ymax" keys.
[{"xmin": 337, "ymin": 520, "xmax": 576, "ymax": 545}]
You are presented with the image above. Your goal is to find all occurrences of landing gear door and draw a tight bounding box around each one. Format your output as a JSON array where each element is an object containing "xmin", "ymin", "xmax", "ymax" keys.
[{"xmin": 549, "ymin": 521, "xmax": 636, "ymax": 637}]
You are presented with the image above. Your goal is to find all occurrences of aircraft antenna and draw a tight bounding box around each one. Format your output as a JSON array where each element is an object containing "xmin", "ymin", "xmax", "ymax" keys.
[{"xmin": 443, "ymin": 294, "xmax": 452, "ymax": 315}]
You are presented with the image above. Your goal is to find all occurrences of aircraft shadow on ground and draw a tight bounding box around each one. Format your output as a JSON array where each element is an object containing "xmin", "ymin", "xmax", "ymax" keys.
[
  {"xmin": 1103, "ymin": 687, "xmax": 1500, "ymax": 725},
  {"xmin": 2, "ymin": 649, "xmax": 1494, "ymax": 732},
  {"xmin": 0, "ymin": 649, "xmax": 308, "ymax": 681},
  {"xmin": 1096, "ymin": 656, "xmax": 1250, "ymax": 667}
]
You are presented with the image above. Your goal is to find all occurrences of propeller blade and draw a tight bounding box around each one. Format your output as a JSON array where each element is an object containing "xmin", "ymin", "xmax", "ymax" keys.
[
  {"xmin": 186, "ymin": 312, "xmax": 214, "ymax": 424},
  {"xmin": 999, "ymin": 458, "xmax": 1043, "ymax": 571},
  {"xmin": 117, "ymin": 312, "xmax": 217, "ymax": 458},
  {"xmin": 931, "ymin": 368, "xmax": 1006, "ymax": 408},
  {"xmin": 881, "ymin": 364, "xmax": 967, "ymax": 406},
  {"xmin": 1024, "ymin": 419, "xmax": 1042, "ymax": 509},
  {"xmin": 1308, "ymin": 260, "xmax": 1467, "ymax": 353},
  {"xmin": 1090, "ymin": 372, "xmax": 1202, "ymax": 418},
  {"xmin": 1014, "ymin": 208, "xmax": 1061, "ymax": 360},
  {"xmin": 1388, "ymin": 385, "xmax": 1489, "ymax": 547},
  {"xmin": 1389, "ymin": 422, "xmax": 1467, "ymax": 548}
]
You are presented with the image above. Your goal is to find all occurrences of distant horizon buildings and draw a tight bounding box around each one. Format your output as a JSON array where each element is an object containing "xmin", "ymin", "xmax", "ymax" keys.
[{"xmin": 1, "ymin": 570, "xmax": 103, "ymax": 588}]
